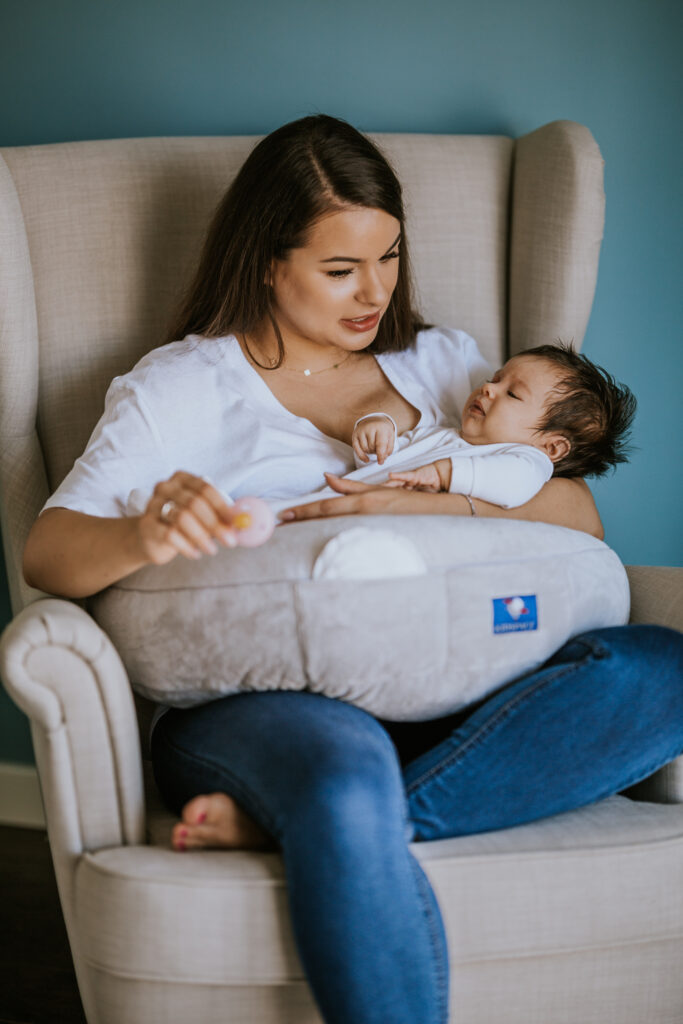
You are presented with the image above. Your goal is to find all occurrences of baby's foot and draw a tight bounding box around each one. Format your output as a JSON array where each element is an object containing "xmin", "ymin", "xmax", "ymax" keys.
[{"xmin": 171, "ymin": 792, "xmax": 274, "ymax": 851}]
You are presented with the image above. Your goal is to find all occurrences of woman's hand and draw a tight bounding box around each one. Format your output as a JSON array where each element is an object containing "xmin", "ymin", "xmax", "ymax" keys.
[
  {"xmin": 23, "ymin": 473, "xmax": 243, "ymax": 599},
  {"xmin": 279, "ymin": 473, "xmax": 603, "ymax": 538},
  {"xmin": 279, "ymin": 473, "xmax": 469, "ymax": 521},
  {"xmin": 140, "ymin": 471, "xmax": 240, "ymax": 564}
]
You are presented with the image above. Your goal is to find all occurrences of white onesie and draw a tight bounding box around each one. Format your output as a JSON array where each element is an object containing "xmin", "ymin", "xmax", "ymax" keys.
[{"xmin": 277, "ymin": 417, "xmax": 552, "ymax": 512}]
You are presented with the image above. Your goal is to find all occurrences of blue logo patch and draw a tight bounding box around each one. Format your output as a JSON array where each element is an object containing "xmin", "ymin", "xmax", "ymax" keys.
[{"xmin": 492, "ymin": 595, "xmax": 538, "ymax": 634}]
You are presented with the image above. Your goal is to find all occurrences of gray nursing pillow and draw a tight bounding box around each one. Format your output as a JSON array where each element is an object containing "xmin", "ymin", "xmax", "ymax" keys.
[{"xmin": 89, "ymin": 515, "xmax": 629, "ymax": 721}]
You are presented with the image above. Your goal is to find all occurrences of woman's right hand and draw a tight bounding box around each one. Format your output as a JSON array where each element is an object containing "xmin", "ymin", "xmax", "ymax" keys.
[
  {"xmin": 23, "ymin": 472, "xmax": 243, "ymax": 599},
  {"xmin": 139, "ymin": 471, "xmax": 240, "ymax": 564}
]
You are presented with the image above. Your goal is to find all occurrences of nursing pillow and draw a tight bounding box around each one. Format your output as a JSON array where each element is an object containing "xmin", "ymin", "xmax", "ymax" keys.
[{"xmin": 89, "ymin": 516, "xmax": 630, "ymax": 721}]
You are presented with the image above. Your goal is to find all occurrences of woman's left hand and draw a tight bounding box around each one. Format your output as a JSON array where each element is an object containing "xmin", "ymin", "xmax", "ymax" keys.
[
  {"xmin": 279, "ymin": 473, "xmax": 462, "ymax": 521},
  {"xmin": 279, "ymin": 474, "xmax": 604, "ymax": 539}
]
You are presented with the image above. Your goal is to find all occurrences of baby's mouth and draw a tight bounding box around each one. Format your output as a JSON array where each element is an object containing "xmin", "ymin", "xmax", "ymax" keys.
[{"xmin": 469, "ymin": 398, "xmax": 486, "ymax": 416}]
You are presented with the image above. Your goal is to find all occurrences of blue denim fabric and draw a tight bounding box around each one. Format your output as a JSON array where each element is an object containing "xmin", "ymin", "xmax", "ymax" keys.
[{"xmin": 151, "ymin": 625, "xmax": 683, "ymax": 1024}]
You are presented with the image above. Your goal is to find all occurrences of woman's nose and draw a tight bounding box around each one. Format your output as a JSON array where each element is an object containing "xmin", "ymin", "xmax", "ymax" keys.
[{"xmin": 356, "ymin": 268, "xmax": 389, "ymax": 307}]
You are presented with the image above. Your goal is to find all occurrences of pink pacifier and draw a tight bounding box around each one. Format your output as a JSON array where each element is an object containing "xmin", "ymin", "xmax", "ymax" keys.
[{"xmin": 230, "ymin": 497, "xmax": 276, "ymax": 547}]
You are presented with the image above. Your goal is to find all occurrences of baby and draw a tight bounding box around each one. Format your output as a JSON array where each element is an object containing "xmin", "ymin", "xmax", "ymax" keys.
[{"xmin": 350, "ymin": 343, "xmax": 636, "ymax": 508}]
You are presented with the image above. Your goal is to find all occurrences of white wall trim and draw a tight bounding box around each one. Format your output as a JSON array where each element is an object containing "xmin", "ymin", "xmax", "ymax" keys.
[{"xmin": 0, "ymin": 762, "xmax": 46, "ymax": 828}]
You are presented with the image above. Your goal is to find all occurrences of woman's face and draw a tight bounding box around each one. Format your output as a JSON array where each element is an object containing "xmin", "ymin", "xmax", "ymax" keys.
[{"xmin": 269, "ymin": 206, "xmax": 401, "ymax": 354}]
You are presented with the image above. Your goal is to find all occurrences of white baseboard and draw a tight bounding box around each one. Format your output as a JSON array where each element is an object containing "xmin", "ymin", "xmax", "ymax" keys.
[{"xmin": 0, "ymin": 762, "xmax": 46, "ymax": 828}]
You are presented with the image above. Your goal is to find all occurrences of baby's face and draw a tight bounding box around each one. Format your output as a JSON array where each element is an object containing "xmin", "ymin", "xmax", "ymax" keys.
[{"xmin": 460, "ymin": 356, "xmax": 562, "ymax": 448}]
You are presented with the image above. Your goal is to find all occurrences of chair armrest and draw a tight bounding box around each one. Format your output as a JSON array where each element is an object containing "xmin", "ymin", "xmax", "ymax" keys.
[
  {"xmin": 626, "ymin": 565, "xmax": 683, "ymax": 631},
  {"xmin": 624, "ymin": 565, "xmax": 683, "ymax": 803},
  {"xmin": 0, "ymin": 598, "xmax": 145, "ymax": 859}
]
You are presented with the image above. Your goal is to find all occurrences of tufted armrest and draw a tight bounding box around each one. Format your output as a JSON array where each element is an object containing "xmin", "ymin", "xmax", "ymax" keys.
[{"xmin": 0, "ymin": 598, "xmax": 145, "ymax": 869}]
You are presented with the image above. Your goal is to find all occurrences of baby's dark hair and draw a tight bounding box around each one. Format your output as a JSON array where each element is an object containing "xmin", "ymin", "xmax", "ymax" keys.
[{"xmin": 522, "ymin": 343, "xmax": 636, "ymax": 478}]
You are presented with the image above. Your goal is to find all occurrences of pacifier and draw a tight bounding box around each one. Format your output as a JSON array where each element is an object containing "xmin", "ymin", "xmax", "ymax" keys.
[{"xmin": 230, "ymin": 497, "xmax": 276, "ymax": 547}]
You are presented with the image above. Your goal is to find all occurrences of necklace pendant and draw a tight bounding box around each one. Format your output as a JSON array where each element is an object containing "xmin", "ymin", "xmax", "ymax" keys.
[{"xmin": 303, "ymin": 368, "xmax": 312, "ymax": 376}]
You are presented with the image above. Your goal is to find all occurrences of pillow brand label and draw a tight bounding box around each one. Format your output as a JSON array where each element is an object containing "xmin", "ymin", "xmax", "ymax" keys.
[{"xmin": 492, "ymin": 595, "xmax": 538, "ymax": 634}]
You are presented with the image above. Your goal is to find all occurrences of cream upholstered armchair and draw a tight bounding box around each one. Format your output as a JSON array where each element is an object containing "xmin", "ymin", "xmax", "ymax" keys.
[{"xmin": 1, "ymin": 123, "xmax": 682, "ymax": 1024}]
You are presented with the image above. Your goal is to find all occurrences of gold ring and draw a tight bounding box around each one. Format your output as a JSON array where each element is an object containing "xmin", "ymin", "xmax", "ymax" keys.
[{"xmin": 159, "ymin": 500, "xmax": 177, "ymax": 524}]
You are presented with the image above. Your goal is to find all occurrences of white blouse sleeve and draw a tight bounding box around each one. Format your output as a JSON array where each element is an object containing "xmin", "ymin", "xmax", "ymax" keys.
[{"xmin": 42, "ymin": 379, "xmax": 172, "ymax": 519}]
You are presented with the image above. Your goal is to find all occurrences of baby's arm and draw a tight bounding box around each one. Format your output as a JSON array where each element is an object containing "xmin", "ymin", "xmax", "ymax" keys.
[
  {"xmin": 389, "ymin": 446, "xmax": 552, "ymax": 507},
  {"xmin": 388, "ymin": 459, "xmax": 452, "ymax": 492},
  {"xmin": 352, "ymin": 413, "xmax": 398, "ymax": 466},
  {"xmin": 448, "ymin": 445, "xmax": 553, "ymax": 508}
]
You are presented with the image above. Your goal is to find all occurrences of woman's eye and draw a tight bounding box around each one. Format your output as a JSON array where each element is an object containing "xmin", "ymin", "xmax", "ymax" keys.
[
  {"xmin": 326, "ymin": 269, "xmax": 353, "ymax": 279},
  {"xmin": 380, "ymin": 251, "xmax": 400, "ymax": 263}
]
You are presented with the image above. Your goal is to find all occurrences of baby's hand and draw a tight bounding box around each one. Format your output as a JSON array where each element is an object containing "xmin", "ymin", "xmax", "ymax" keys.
[
  {"xmin": 388, "ymin": 459, "xmax": 452, "ymax": 492},
  {"xmin": 352, "ymin": 414, "xmax": 396, "ymax": 465}
]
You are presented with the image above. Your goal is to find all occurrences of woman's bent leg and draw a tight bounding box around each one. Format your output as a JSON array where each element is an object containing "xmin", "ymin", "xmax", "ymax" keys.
[
  {"xmin": 404, "ymin": 625, "xmax": 683, "ymax": 841},
  {"xmin": 152, "ymin": 691, "xmax": 448, "ymax": 1024}
]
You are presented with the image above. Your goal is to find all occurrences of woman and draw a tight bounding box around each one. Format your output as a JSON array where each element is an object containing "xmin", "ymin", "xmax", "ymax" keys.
[{"xmin": 23, "ymin": 115, "xmax": 683, "ymax": 1024}]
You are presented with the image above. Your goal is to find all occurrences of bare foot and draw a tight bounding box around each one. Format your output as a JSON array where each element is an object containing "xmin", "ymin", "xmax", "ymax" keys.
[{"xmin": 171, "ymin": 792, "xmax": 275, "ymax": 852}]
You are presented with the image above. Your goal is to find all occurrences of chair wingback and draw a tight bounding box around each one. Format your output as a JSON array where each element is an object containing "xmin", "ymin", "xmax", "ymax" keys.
[{"xmin": 509, "ymin": 120, "xmax": 605, "ymax": 354}]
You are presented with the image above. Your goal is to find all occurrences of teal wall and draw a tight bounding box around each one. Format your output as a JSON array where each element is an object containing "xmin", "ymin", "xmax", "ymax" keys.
[{"xmin": 1, "ymin": 0, "xmax": 681, "ymax": 763}]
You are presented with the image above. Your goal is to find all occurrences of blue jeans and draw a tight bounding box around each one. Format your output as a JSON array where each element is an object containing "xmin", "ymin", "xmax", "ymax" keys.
[{"xmin": 151, "ymin": 625, "xmax": 683, "ymax": 1024}]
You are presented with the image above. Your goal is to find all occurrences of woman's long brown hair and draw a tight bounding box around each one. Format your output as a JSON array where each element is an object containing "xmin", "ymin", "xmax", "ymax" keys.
[{"xmin": 165, "ymin": 115, "xmax": 425, "ymax": 365}]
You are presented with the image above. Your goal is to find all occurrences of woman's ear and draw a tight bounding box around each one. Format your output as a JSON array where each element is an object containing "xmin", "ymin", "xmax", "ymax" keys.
[
  {"xmin": 266, "ymin": 257, "xmax": 287, "ymax": 289},
  {"xmin": 541, "ymin": 434, "xmax": 571, "ymax": 464}
]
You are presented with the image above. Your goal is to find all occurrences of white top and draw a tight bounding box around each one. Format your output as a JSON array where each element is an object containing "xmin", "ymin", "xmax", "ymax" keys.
[
  {"xmin": 342, "ymin": 418, "xmax": 552, "ymax": 509},
  {"xmin": 43, "ymin": 327, "xmax": 492, "ymax": 518}
]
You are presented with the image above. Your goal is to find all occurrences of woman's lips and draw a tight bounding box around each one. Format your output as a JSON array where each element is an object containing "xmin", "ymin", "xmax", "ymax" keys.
[{"xmin": 340, "ymin": 311, "xmax": 381, "ymax": 333}]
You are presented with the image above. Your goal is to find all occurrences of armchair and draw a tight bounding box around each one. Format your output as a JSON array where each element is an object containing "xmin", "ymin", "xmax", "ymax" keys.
[{"xmin": 1, "ymin": 122, "xmax": 682, "ymax": 1024}]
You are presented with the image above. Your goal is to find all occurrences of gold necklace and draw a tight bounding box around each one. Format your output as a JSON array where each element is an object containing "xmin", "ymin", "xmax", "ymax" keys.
[
  {"xmin": 242, "ymin": 333, "xmax": 355, "ymax": 377},
  {"xmin": 280, "ymin": 350, "xmax": 355, "ymax": 377}
]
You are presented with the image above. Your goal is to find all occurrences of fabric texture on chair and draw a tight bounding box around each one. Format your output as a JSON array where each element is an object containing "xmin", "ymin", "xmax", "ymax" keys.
[
  {"xmin": 509, "ymin": 120, "xmax": 605, "ymax": 354},
  {"xmin": 75, "ymin": 796, "xmax": 683, "ymax": 1024},
  {"xmin": 0, "ymin": 157, "xmax": 47, "ymax": 611}
]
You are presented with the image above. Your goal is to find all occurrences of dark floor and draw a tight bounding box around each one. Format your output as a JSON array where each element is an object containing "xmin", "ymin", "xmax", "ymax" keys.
[{"xmin": 0, "ymin": 825, "xmax": 86, "ymax": 1024}]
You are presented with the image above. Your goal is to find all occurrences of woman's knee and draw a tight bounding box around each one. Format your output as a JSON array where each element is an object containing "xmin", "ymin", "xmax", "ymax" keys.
[
  {"xmin": 592, "ymin": 624, "xmax": 682, "ymax": 688},
  {"xmin": 560, "ymin": 624, "xmax": 683, "ymax": 743},
  {"xmin": 282, "ymin": 720, "xmax": 408, "ymax": 842},
  {"xmin": 553, "ymin": 625, "xmax": 682, "ymax": 681},
  {"xmin": 153, "ymin": 691, "xmax": 405, "ymax": 818}
]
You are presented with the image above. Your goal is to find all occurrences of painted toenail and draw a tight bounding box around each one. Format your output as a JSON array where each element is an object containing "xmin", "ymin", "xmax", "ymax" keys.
[
  {"xmin": 179, "ymin": 827, "xmax": 188, "ymax": 838},
  {"xmin": 177, "ymin": 840, "xmax": 186, "ymax": 851},
  {"xmin": 197, "ymin": 812, "xmax": 207, "ymax": 823}
]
